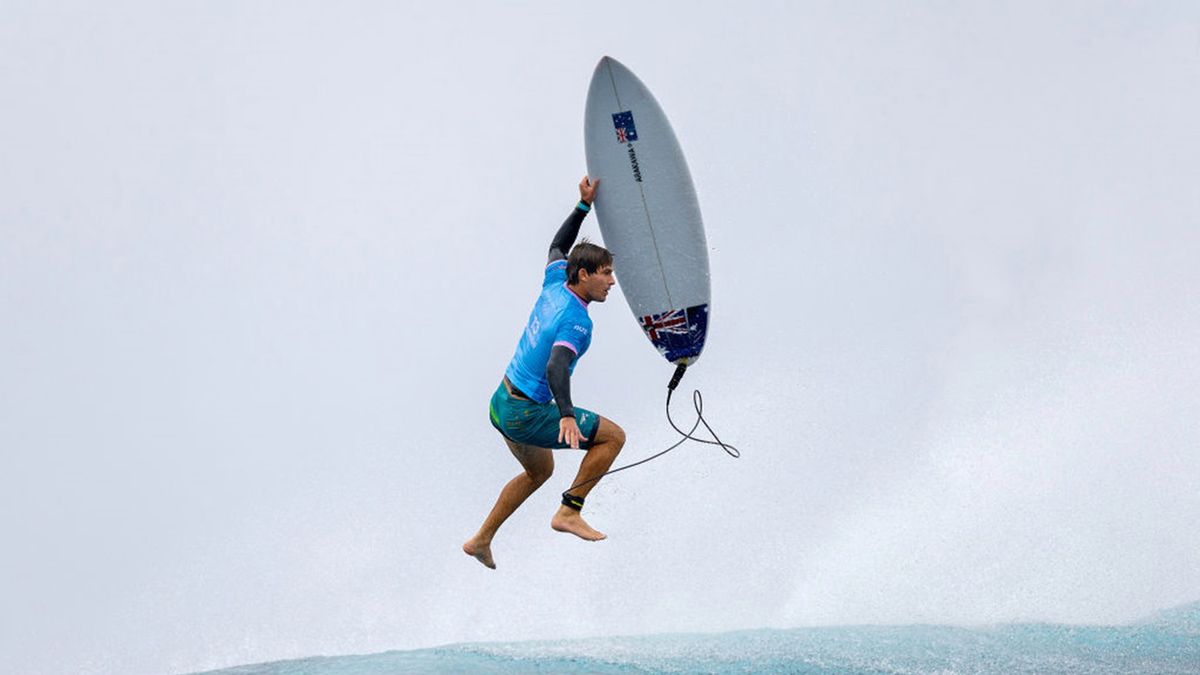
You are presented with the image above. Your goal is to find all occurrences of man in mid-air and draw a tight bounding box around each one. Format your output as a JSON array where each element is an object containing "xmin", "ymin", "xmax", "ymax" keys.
[{"xmin": 463, "ymin": 176, "xmax": 626, "ymax": 570}]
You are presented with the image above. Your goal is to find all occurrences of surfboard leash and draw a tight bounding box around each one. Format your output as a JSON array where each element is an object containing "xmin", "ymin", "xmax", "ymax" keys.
[
  {"xmin": 562, "ymin": 364, "xmax": 740, "ymax": 497},
  {"xmin": 664, "ymin": 364, "xmax": 740, "ymax": 459}
]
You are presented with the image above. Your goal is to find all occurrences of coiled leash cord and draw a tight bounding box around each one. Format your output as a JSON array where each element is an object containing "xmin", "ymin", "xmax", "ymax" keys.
[{"xmin": 562, "ymin": 364, "xmax": 740, "ymax": 502}]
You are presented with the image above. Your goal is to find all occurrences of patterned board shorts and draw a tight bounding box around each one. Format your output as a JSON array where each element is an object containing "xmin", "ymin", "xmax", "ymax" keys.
[{"xmin": 489, "ymin": 380, "xmax": 601, "ymax": 449}]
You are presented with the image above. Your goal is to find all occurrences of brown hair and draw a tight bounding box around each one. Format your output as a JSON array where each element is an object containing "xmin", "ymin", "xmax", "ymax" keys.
[{"xmin": 567, "ymin": 239, "xmax": 613, "ymax": 284}]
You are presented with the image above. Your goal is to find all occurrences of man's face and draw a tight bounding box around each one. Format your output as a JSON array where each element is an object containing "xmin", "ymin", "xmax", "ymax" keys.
[{"xmin": 580, "ymin": 264, "xmax": 616, "ymax": 302}]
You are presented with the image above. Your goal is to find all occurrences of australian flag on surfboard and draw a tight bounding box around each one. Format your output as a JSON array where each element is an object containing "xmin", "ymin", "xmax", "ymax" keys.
[
  {"xmin": 612, "ymin": 111, "xmax": 638, "ymax": 143},
  {"xmin": 639, "ymin": 304, "xmax": 709, "ymax": 364}
]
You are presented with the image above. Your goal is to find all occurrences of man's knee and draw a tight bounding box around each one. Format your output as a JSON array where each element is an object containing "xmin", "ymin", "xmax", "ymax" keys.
[
  {"xmin": 526, "ymin": 463, "xmax": 554, "ymax": 485},
  {"xmin": 599, "ymin": 419, "xmax": 626, "ymax": 450},
  {"xmin": 508, "ymin": 439, "xmax": 554, "ymax": 485}
]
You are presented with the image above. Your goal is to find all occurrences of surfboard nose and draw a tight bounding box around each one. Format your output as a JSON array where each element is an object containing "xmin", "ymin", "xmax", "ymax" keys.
[{"xmin": 596, "ymin": 55, "xmax": 626, "ymax": 71}]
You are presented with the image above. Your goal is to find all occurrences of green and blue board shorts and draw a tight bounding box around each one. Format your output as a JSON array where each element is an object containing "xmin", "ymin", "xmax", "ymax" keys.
[{"xmin": 489, "ymin": 379, "xmax": 601, "ymax": 449}]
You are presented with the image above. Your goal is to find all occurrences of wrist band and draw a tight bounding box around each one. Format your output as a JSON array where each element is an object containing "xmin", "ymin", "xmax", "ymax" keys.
[{"xmin": 577, "ymin": 201, "xmax": 591, "ymax": 212}]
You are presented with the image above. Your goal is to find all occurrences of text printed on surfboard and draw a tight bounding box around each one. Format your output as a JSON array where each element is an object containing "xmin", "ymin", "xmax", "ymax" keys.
[{"xmin": 613, "ymin": 111, "xmax": 643, "ymax": 183}]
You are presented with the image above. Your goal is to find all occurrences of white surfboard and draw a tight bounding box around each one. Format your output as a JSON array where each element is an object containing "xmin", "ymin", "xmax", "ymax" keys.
[{"xmin": 584, "ymin": 56, "xmax": 711, "ymax": 366}]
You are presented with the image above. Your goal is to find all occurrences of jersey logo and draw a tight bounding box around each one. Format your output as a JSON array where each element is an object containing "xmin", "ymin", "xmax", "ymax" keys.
[
  {"xmin": 526, "ymin": 316, "xmax": 541, "ymax": 346},
  {"xmin": 613, "ymin": 111, "xmax": 638, "ymax": 143}
]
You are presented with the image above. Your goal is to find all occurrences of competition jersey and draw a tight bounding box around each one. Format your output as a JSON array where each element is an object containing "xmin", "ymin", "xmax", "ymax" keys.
[{"xmin": 504, "ymin": 259, "xmax": 592, "ymax": 403}]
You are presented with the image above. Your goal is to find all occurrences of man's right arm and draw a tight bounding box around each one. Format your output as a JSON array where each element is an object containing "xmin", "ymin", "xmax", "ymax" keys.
[
  {"xmin": 547, "ymin": 176, "xmax": 599, "ymax": 263},
  {"xmin": 545, "ymin": 344, "xmax": 577, "ymax": 420},
  {"xmin": 546, "ymin": 344, "xmax": 583, "ymax": 448}
]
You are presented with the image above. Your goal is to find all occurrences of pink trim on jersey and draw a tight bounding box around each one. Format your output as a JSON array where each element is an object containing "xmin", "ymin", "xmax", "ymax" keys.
[
  {"xmin": 553, "ymin": 340, "xmax": 579, "ymax": 354},
  {"xmin": 564, "ymin": 283, "xmax": 590, "ymax": 307}
]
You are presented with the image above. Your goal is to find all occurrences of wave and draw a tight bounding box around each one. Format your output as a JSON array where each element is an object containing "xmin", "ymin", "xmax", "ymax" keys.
[{"xmin": 192, "ymin": 601, "xmax": 1200, "ymax": 675}]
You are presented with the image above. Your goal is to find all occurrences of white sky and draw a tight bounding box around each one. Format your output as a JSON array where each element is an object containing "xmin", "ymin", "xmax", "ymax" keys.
[{"xmin": 2, "ymin": 2, "xmax": 1199, "ymax": 674}]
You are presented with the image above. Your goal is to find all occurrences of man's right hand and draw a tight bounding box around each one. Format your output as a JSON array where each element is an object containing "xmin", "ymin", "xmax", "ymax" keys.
[
  {"xmin": 559, "ymin": 416, "xmax": 583, "ymax": 449},
  {"xmin": 579, "ymin": 175, "xmax": 599, "ymax": 205}
]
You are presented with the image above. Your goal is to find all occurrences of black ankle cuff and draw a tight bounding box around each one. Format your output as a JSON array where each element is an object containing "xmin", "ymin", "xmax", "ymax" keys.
[{"xmin": 561, "ymin": 492, "xmax": 584, "ymax": 511}]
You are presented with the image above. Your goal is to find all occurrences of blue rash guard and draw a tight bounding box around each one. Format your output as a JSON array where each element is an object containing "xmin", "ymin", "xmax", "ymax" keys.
[{"xmin": 504, "ymin": 259, "xmax": 592, "ymax": 404}]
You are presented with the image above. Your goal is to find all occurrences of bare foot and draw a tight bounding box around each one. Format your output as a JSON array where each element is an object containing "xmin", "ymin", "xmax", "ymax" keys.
[
  {"xmin": 462, "ymin": 537, "xmax": 496, "ymax": 569},
  {"xmin": 551, "ymin": 508, "xmax": 607, "ymax": 541}
]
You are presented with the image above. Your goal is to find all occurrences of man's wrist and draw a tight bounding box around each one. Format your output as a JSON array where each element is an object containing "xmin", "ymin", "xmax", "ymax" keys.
[{"xmin": 576, "ymin": 200, "xmax": 591, "ymax": 212}]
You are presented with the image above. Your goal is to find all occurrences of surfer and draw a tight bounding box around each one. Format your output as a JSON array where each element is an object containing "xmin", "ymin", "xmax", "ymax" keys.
[{"xmin": 463, "ymin": 176, "xmax": 626, "ymax": 570}]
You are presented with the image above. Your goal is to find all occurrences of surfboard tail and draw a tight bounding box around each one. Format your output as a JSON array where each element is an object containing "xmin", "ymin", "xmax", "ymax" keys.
[{"xmin": 638, "ymin": 304, "xmax": 708, "ymax": 365}]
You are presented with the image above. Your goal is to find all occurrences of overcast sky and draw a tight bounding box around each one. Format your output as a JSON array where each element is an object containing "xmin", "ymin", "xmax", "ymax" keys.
[{"xmin": 2, "ymin": 2, "xmax": 1199, "ymax": 674}]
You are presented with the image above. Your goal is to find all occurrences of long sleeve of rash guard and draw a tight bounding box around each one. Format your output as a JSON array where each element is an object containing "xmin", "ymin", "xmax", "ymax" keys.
[
  {"xmin": 548, "ymin": 203, "xmax": 590, "ymax": 263},
  {"xmin": 546, "ymin": 345, "xmax": 576, "ymax": 418}
]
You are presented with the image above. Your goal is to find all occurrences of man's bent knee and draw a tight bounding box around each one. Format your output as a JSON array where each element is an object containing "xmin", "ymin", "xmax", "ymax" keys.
[
  {"xmin": 597, "ymin": 418, "xmax": 626, "ymax": 450},
  {"xmin": 506, "ymin": 439, "xmax": 554, "ymax": 484},
  {"xmin": 522, "ymin": 452, "xmax": 554, "ymax": 485},
  {"xmin": 526, "ymin": 465, "xmax": 553, "ymax": 485}
]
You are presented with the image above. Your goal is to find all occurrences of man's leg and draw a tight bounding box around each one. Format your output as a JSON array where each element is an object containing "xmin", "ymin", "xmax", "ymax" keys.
[
  {"xmin": 551, "ymin": 416, "xmax": 625, "ymax": 541},
  {"xmin": 463, "ymin": 439, "xmax": 554, "ymax": 569}
]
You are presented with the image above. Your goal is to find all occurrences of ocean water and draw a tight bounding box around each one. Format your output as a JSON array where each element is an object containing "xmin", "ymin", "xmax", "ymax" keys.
[{"xmin": 194, "ymin": 602, "xmax": 1199, "ymax": 674}]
